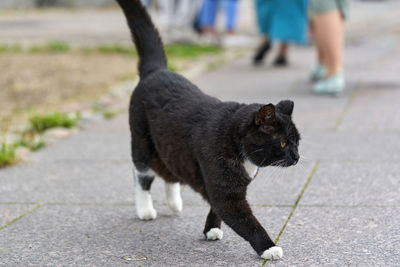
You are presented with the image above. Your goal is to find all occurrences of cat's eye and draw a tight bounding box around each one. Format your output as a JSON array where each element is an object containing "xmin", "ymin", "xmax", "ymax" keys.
[{"xmin": 280, "ymin": 140, "xmax": 286, "ymax": 148}]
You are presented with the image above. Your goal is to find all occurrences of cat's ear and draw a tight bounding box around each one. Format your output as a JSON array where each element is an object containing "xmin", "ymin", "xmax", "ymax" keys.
[
  {"xmin": 276, "ymin": 100, "xmax": 294, "ymax": 116},
  {"xmin": 255, "ymin": 104, "xmax": 276, "ymax": 125}
]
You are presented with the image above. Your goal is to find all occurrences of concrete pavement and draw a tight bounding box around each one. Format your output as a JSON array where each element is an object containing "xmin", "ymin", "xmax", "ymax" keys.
[{"xmin": 1, "ymin": 1, "xmax": 400, "ymax": 266}]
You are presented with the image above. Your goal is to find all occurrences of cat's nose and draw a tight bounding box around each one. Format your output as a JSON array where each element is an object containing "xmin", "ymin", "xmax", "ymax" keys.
[{"xmin": 290, "ymin": 150, "xmax": 299, "ymax": 162}]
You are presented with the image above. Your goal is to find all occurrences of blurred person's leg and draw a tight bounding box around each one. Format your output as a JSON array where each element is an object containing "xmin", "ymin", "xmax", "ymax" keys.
[
  {"xmin": 253, "ymin": 0, "xmax": 272, "ymax": 65},
  {"xmin": 313, "ymin": 10, "xmax": 344, "ymax": 77},
  {"xmin": 273, "ymin": 43, "xmax": 289, "ymax": 67},
  {"xmin": 175, "ymin": 0, "xmax": 203, "ymax": 28},
  {"xmin": 224, "ymin": 0, "xmax": 238, "ymax": 33},
  {"xmin": 174, "ymin": 0, "xmax": 189, "ymax": 28},
  {"xmin": 310, "ymin": 0, "xmax": 348, "ymax": 95},
  {"xmin": 309, "ymin": 20, "xmax": 327, "ymax": 81},
  {"xmin": 199, "ymin": 0, "xmax": 219, "ymax": 34},
  {"xmin": 141, "ymin": 0, "xmax": 151, "ymax": 8},
  {"xmin": 157, "ymin": 0, "xmax": 176, "ymax": 29},
  {"xmin": 169, "ymin": 0, "xmax": 203, "ymax": 42}
]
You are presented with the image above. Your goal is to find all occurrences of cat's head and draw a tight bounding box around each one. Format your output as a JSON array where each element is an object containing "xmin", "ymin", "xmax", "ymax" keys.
[{"xmin": 241, "ymin": 100, "xmax": 300, "ymax": 167}]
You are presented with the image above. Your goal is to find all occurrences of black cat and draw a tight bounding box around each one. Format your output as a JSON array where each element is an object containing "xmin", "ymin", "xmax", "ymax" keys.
[{"xmin": 116, "ymin": 0, "xmax": 300, "ymax": 260}]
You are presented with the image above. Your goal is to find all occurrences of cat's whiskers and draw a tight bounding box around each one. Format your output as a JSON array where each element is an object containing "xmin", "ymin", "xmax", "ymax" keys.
[
  {"xmin": 263, "ymin": 158, "xmax": 291, "ymax": 186},
  {"xmin": 295, "ymin": 162, "xmax": 306, "ymax": 171},
  {"xmin": 247, "ymin": 148, "xmax": 265, "ymax": 157},
  {"xmin": 300, "ymin": 154, "xmax": 311, "ymax": 161}
]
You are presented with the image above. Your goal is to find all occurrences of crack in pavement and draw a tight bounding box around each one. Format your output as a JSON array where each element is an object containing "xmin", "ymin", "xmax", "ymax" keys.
[
  {"xmin": 262, "ymin": 161, "xmax": 320, "ymax": 267},
  {"xmin": 0, "ymin": 203, "xmax": 44, "ymax": 231}
]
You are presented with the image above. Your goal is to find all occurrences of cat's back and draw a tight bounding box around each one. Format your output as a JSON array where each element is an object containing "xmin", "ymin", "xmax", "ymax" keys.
[{"xmin": 132, "ymin": 69, "xmax": 220, "ymax": 115}]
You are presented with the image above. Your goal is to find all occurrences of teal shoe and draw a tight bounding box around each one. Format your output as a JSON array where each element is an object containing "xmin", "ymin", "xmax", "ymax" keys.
[
  {"xmin": 313, "ymin": 73, "xmax": 345, "ymax": 96},
  {"xmin": 310, "ymin": 64, "xmax": 326, "ymax": 82}
]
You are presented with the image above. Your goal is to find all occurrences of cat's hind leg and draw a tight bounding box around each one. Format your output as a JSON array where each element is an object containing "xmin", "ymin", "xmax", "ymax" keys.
[
  {"xmin": 165, "ymin": 182, "xmax": 183, "ymax": 213},
  {"xmin": 203, "ymin": 208, "xmax": 223, "ymax": 240},
  {"xmin": 151, "ymin": 157, "xmax": 183, "ymax": 214},
  {"xmin": 130, "ymin": 116, "xmax": 157, "ymax": 220},
  {"xmin": 134, "ymin": 167, "xmax": 157, "ymax": 220}
]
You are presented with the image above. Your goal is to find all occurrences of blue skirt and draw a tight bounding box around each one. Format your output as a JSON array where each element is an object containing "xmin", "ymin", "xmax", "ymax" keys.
[{"xmin": 255, "ymin": 0, "xmax": 308, "ymax": 44}]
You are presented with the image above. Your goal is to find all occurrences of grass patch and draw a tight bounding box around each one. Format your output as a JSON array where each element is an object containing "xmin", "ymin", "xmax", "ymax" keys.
[
  {"xmin": 117, "ymin": 72, "xmax": 136, "ymax": 82},
  {"xmin": 94, "ymin": 44, "xmax": 137, "ymax": 56},
  {"xmin": 29, "ymin": 112, "xmax": 80, "ymax": 133},
  {"xmin": 103, "ymin": 110, "xmax": 118, "ymax": 119},
  {"xmin": 16, "ymin": 134, "xmax": 45, "ymax": 151},
  {"xmin": 167, "ymin": 62, "xmax": 177, "ymax": 72},
  {"xmin": 0, "ymin": 42, "xmax": 222, "ymax": 59},
  {"xmin": 0, "ymin": 143, "xmax": 18, "ymax": 168},
  {"xmin": 0, "ymin": 44, "xmax": 22, "ymax": 53},
  {"xmin": 165, "ymin": 44, "xmax": 222, "ymax": 58},
  {"xmin": 29, "ymin": 41, "xmax": 70, "ymax": 53}
]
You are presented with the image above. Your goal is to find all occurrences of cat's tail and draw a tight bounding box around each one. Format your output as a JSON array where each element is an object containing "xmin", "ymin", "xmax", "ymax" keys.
[{"xmin": 116, "ymin": 0, "xmax": 167, "ymax": 79}]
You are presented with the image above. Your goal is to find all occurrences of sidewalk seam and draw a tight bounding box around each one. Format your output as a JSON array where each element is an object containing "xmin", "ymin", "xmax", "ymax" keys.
[
  {"xmin": 0, "ymin": 203, "xmax": 45, "ymax": 231},
  {"xmin": 2, "ymin": 202, "xmax": 397, "ymax": 208},
  {"xmin": 261, "ymin": 161, "xmax": 320, "ymax": 267},
  {"xmin": 333, "ymin": 84, "xmax": 360, "ymax": 131}
]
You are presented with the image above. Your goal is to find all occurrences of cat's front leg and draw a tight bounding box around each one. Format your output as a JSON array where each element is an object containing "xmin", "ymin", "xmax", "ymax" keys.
[
  {"xmin": 210, "ymin": 194, "xmax": 282, "ymax": 260},
  {"xmin": 203, "ymin": 208, "xmax": 223, "ymax": 240}
]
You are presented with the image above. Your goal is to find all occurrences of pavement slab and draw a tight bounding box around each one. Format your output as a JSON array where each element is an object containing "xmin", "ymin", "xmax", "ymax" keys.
[
  {"xmin": 300, "ymin": 131, "xmax": 400, "ymax": 162},
  {"xmin": 0, "ymin": 204, "xmax": 291, "ymax": 266},
  {"xmin": 339, "ymin": 87, "xmax": 400, "ymax": 132},
  {"xmin": 301, "ymin": 161, "xmax": 400, "ymax": 206},
  {"xmin": 278, "ymin": 207, "xmax": 400, "ymax": 267},
  {"xmin": 0, "ymin": 160, "xmax": 135, "ymax": 203},
  {"xmin": 32, "ymin": 120, "xmax": 131, "ymax": 163},
  {"xmin": 247, "ymin": 161, "xmax": 316, "ymax": 206}
]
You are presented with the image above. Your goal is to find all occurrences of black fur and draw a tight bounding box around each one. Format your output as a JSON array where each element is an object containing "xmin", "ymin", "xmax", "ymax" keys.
[
  {"xmin": 138, "ymin": 175, "xmax": 155, "ymax": 191},
  {"xmin": 116, "ymin": 0, "xmax": 300, "ymax": 257}
]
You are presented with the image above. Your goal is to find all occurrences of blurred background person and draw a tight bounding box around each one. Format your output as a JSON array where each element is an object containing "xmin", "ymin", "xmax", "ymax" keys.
[
  {"xmin": 309, "ymin": 0, "xmax": 349, "ymax": 95},
  {"xmin": 141, "ymin": 0, "xmax": 152, "ymax": 7},
  {"xmin": 160, "ymin": 0, "xmax": 202, "ymax": 30},
  {"xmin": 197, "ymin": 0, "xmax": 240, "ymax": 43},
  {"xmin": 253, "ymin": 0, "xmax": 308, "ymax": 67},
  {"xmin": 144, "ymin": 0, "xmax": 202, "ymax": 42}
]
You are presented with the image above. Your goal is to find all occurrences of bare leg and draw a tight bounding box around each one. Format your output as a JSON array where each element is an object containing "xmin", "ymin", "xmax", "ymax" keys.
[
  {"xmin": 253, "ymin": 35, "xmax": 271, "ymax": 65},
  {"xmin": 277, "ymin": 43, "xmax": 289, "ymax": 58},
  {"xmin": 312, "ymin": 10, "xmax": 344, "ymax": 77}
]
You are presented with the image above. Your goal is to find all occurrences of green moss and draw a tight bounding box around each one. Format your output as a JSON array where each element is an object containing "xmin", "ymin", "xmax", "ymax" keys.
[
  {"xmin": 0, "ymin": 203, "xmax": 44, "ymax": 230},
  {"xmin": 261, "ymin": 161, "xmax": 320, "ymax": 267},
  {"xmin": 29, "ymin": 112, "xmax": 80, "ymax": 133}
]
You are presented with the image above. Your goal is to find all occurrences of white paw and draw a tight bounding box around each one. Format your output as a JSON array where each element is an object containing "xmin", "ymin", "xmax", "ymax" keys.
[
  {"xmin": 261, "ymin": 246, "xmax": 283, "ymax": 260},
  {"xmin": 168, "ymin": 197, "xmax": 183, "ymax": 213},
  {"xmin": 137, "ymin": 207, "xmax": 157, "ymax": 220},
  {"xmin": 206, "ymin": 228, "xmax": 223, "ymax": 240}
]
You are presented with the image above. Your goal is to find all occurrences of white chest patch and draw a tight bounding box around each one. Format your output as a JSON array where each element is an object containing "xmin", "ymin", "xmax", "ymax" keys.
[{"xmin": 243, "ymin": 160, "xmax": 259, "ymax": 179}]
